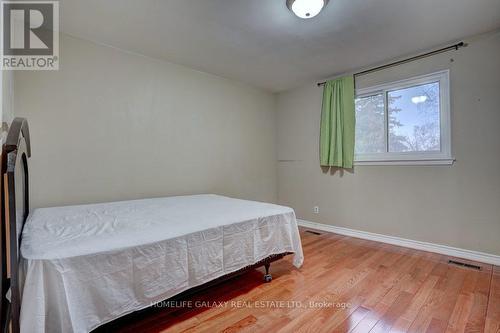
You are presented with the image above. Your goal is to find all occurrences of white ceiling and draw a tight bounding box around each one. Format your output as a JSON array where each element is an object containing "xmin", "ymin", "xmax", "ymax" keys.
[{"xmin": 60, "ymin": 0, "xmax": 500, "ymax": 92}]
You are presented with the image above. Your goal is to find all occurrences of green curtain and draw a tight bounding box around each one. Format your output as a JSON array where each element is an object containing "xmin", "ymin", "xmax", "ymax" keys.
[{"xmin": 319, "ymin": 76, "xmax": 355, "ymax": 168}]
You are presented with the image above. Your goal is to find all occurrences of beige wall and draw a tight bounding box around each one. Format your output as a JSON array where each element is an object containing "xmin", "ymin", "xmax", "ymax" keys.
[
  {"xmin": 276, "ymin": 32, "xmax": 500, "ymax": 255},
  {"xmin": 2, "ymin": 70, "xmax": 15, "ymax": 134},
  {"xmin": 13, "ymin": 31, "xmax": 500, "ymax": 256},
  {"xmin": 15, "ymin": 34, "xmax": 277, "ymax": 208}
]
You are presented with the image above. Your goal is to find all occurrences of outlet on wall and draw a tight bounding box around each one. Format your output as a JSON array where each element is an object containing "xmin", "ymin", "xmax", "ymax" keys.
[{"xmin": 313, "ymin": 206, "xmax": 319, "ymax": 214}]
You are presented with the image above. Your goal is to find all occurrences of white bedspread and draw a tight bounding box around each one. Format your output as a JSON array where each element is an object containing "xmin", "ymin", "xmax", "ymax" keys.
[{"xmin": 20, "ymin": 194, "xmax": 303, "ymax": 333}]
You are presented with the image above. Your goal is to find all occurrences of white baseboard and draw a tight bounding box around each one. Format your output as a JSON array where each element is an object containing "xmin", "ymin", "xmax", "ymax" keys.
[{"xmin": 297, "ymin": 219, "xmax": 500, "ymax": 266}]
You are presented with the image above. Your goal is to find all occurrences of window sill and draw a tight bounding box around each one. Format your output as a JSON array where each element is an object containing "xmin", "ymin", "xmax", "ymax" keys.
[{"xmin": 354, "ymin": 158, "xmax": 455, "ymax": 166}]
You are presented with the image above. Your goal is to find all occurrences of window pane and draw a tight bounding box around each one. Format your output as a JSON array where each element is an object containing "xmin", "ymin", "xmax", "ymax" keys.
[
  {"xmin": 388, "ymin": 82, "xmax": 440, "ymax": 152},
  {"xmin": 355, "ymin": 94, "xmax": 385, "ymax": 154}
]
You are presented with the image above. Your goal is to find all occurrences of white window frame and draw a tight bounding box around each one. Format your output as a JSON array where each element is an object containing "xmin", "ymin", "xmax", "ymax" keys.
[{"xmin": 354, "ymin": 70, "xmax": 453, "ymax": 166}]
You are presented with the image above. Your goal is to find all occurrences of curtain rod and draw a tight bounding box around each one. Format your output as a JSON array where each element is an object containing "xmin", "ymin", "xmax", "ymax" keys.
[{"xmin": 317, "ymin": 41, "xmax": 466, "ymax": 87}]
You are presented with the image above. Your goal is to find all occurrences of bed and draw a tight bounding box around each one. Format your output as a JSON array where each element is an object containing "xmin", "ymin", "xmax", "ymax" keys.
[{"xmin": 0, "ymin": 118, "xmax": 304, "ymax": 333}]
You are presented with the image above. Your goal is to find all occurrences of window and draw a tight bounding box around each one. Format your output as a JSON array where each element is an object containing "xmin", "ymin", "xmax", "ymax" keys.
[{"xmin": 355, "ymin": 71, "xmax": 452, "ymax": 165}]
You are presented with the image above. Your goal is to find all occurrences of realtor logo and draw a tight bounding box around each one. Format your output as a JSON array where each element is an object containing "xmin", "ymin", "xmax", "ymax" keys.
[{"xmin": 1, "ymin": 1, "xmax": 59, "ymax": 70}]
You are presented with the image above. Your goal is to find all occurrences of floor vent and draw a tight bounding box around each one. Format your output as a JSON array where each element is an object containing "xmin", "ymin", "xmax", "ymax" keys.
[
  {"xmin": 448, "ymin": 260, "xmax": 481, "ymax": 270},
  {"xmin": 305, "ymin": 230, "xmax": 322, "ymax": 235}
]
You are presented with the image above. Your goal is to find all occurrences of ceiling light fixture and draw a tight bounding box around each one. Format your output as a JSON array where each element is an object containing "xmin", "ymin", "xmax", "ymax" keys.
[{"xmin": 286, "ymin": 0, "xmax": 329, "ymax": 19}]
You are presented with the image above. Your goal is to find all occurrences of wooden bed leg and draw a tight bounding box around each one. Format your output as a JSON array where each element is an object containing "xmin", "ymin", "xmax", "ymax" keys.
[{"xmin": 263, "ymin": 263, "xmax": 272, "ymax": 282}]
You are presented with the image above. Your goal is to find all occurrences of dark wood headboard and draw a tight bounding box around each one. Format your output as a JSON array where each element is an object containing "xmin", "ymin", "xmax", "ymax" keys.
[{"xmin": 1, "ymin": 118, "xmax": 31, "ymax": 333}]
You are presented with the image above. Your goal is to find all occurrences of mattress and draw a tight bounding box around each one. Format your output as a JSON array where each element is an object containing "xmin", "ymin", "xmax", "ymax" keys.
[{"xmin": 19, "ymin": 194, "xmax": 304, "ymax": 333}]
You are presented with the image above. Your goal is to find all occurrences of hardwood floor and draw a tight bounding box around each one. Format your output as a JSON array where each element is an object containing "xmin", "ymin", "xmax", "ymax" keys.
[{"xmin": 104, "ymin": 228, "xmax": 500, "ymax": 333}]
